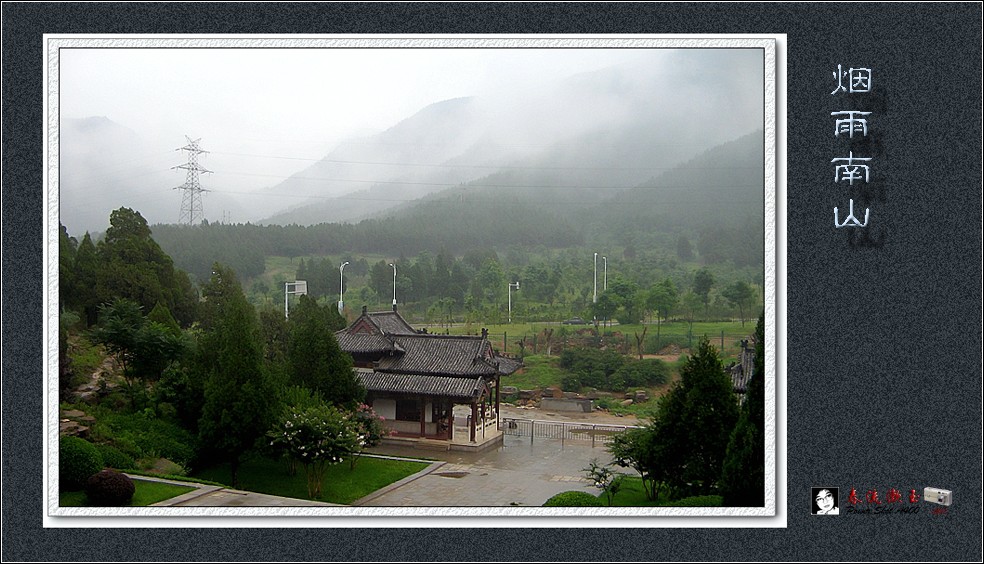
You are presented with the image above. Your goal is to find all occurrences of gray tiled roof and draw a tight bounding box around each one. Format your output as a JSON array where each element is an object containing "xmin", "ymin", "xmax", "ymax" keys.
[
  {"xmin": 376, "ymin": 334, "xmax": 497, "ymax": 376},
  {"xmin": 338, "ymin": 308, "xmax": 523, "ymax": 378},
  {"xmin": 335, "ymin": 332, "xmax": 402, "ymax": 354},
  {"xmin": 367, "ymin": 311, "xmax": 418, "ymax": 335},
  {"xmin": 357, "ymin": 370, "xmax": 486, "ymax": 400}
]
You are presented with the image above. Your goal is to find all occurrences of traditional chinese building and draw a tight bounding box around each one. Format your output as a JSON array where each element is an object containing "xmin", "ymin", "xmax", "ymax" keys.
[{"xmin": 336, "ymin": 305, "xmax": 521, "ymax": 450}]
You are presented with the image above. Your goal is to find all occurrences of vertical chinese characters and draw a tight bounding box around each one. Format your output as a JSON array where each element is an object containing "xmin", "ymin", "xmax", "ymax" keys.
[{"xmin": 831, "ymin": 66, "xmax": 874, "ymax": 229}]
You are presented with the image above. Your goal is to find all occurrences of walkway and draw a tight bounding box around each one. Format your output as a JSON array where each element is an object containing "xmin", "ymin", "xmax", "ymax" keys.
[{"xmin": 355, "ymin": 434, "xmax": 619, "ymax": 507}]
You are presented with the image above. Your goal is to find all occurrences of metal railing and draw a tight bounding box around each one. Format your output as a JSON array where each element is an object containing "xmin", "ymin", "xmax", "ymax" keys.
[{"xmin": 501, "ymin": 417, "xmax": 640, "ymax": 447}]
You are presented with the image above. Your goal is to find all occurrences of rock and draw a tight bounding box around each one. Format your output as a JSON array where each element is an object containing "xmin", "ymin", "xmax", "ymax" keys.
[
  {"xmin": 634, "ymin": 390, "xmax": 649, "ymax": 402},
  {"xmin": 61, "ymin": 409, "xmax": 86, "ymax": 419},
  {"xmin": 544, "ymin": 386, "xmax": 563, "ymax": 399},
  {"xmin": 519, "ymin": 390, "xmax": 534, "ymax": 400},
  {"xmin": 620, "ymin": 399, "xmax": 634, "ymax": 407},
  {"xmin": 501, "ymin": 386, "xmax": 519, "ymax": 395}
]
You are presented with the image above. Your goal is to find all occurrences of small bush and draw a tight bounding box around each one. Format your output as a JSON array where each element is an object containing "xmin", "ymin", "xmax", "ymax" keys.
[
  {"xmin": 85, "ymin": 469, "xmax": 135, "ymax": 506},
  {"xmin": 95, "ymin": 443, "xmax": 136, "ymax": 471},
  {"xmin": 543, "ymin": 491, "xmax": 605, "ymax": 507},
  {"xmin": 662, "ymin": 495, "xmax": 723, "ymax": 507},
  {"xmin": 560, "ymin": 375, "xmax": 581, "ymax": 392},
  {"xmin": 59, "ymin": 436, "xmax": 104, "ymax": 491}
]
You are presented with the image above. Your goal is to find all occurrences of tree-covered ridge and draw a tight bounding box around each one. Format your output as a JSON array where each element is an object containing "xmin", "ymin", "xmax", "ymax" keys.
[{"xmin": 147, "ymin": 131, "xmax": 764, "ymax": 285}]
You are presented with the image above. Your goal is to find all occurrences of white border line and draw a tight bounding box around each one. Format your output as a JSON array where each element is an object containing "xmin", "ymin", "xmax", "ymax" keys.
[{"xmin": 44, "ymin": 34, "xmax": 786, "ymax": 528}]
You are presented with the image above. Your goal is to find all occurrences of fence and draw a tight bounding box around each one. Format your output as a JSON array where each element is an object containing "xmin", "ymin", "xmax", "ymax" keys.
[{"xmin": 501, "ymin": 417, "xmax": 640, "ymax": 448}]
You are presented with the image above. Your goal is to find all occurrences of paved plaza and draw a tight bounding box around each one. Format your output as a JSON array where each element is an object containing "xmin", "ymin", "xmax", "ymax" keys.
[
  {"xmin": 355, "ymin": 435, "xmax": 618, "ymax": 507},
  {"xmin": 146, "ymin": 433, "xmax": 621, "ymax": 508}
]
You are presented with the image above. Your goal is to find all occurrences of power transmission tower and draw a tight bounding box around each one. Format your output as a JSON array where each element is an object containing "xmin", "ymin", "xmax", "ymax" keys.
[{"xmin": 172, "ymin": 136, "xmax": 212, "ymax": 225}]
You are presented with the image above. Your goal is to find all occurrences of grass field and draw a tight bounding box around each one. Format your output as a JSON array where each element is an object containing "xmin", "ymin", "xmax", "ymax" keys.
[
  {"xmin": 60, "ymin": 480, "xmax": 195, "ymax": 507},
  {"xmin": 191, "ymin": 455, "xmax": 429, "ymax": 505}
]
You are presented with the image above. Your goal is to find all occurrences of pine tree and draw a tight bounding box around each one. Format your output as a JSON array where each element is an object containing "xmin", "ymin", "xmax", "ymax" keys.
[
  {"xmin": 654, "ymin": 337, "xmax": 739, "ymax": 496},
  {"xmin": 286, "ymin": 295, "xmax": 364, "ymax": 406},
  {"xmin": 196, "ymin": 264, "xmax": 276, "ymax": 487}
]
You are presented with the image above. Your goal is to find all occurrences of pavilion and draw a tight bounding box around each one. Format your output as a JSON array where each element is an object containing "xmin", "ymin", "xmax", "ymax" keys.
[{"xmin": 336, "ymin": 306, "xmax": 521, "ymax": 450}]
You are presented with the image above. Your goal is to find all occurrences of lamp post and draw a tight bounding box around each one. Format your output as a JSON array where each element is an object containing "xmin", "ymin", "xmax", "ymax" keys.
[
  {"xmin": 338, "ymin": 261, "xmax": 349, "ymax": 315},
  {"xmin": 390, "ymin": 263, "xmax": 397, "ymax": 306},
  {"xmin": 508, "ymin": 281, "xmax": 520, "ymax": 323},
  {"xmin": 603, "ymin": 256, "xmax": 608, "ymax": 291},
  {"xmin": 593, "ymin": 252, "xmax": 598, "ymax": 304}
]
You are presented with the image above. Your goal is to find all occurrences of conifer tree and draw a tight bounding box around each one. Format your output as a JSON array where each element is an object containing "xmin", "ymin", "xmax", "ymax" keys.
[
  {"xmin": 196, "ymin": 263, "xmax": 275, "ymax": 487},
  {"xmin": 286, "ymin": 295, "xmax": 364, "ymax": 406}
]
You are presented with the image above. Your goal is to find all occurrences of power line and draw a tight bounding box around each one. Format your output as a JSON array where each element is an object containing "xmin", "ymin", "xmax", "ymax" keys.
[{"xmin": 209, "ymin": 150, "xmax": 762, "ymax": 172}]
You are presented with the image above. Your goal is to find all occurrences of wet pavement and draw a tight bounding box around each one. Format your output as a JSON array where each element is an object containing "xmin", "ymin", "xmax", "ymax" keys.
[
  {"xmin": 356, "ymin": 434, "xmax": 623, "ymax": 507},
  {"xmin": 144, "ymin": 410, "xmax": 634, "ymax": 508}
]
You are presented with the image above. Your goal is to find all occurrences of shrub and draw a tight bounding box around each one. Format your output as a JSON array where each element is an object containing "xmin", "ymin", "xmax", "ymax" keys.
[
  {"xmin": 85, "ymin": 469, "xmax": 135, "ymax": 506},
  {"xmin": 95, "ymin": 443, "xmax": 136, "ymax": 471},
  {"xmin": 543, "ymin": 491, "xmax": 605, "ymax": 507},
  {"xmin": 614, "ymin": 358, "xmax": 669, "ymax": 388},
  {"xmin": 559, "ymin": 348, "xmax": 625, "ymax": 391},
  {"xmin": 662, "ymin": 495, "xmax": 724, "ymax": 507},
  {"xmin": 59, "ymin": 436, "xmax": 104, "ymax": 491},
  {"xmin": 560, "ymin": 375, "xmax": 581, "ymax": 392},
  {"xmin": 88, "ymin": 409, "xmax": 198, "ymax": 467}
]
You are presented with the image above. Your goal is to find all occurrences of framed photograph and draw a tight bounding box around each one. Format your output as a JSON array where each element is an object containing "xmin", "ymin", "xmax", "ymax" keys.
[{"xmin": 45, "ymin": 35, "xmax": 780, "ymax": 524}]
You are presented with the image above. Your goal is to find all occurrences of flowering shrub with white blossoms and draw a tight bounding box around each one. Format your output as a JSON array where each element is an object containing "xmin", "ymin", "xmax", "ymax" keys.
[
  {"xmin": 347, "ymin": 403, "xmax": 392, "ymax": 469},
  {"xmin": 267, "ymin": 404, "xmax": 361, "ymax": 499}
]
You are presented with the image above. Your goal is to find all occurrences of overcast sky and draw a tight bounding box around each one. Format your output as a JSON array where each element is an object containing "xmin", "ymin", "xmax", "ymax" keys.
[
  {"xmin": 56, "ymin": 43, "xmax": 763, "ymax": 231},
  {"xmin": 60, "ymin": 47, "xmax": 655, "ymax": 165}
]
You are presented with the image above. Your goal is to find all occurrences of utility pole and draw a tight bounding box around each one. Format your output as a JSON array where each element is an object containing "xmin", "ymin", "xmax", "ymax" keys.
[
  {"xmin": 508, "ymin": 282, "xmax": 520, "ymax": 323},
  {"xmin": 603, "ymin": 256, "xmax": 608, "ymax": 291},
  {"xmin": 593, "ymin": 252, "xmax": 598, "ymax": 304},
  {"xmin": 338, "ymin": 261, "xmax": 349, "ymax": 315},
  {"xmin": 173, "ymin": 136, "xmax": 212, "ymax": 225},
  {"xmin": 390, "ymin": 263, "xmax": 398, "ymax": 306}
]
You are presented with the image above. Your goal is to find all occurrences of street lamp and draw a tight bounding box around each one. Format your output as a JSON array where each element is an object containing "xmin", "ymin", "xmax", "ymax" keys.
[
  {"xmin": 508, "ymin": 281, "xmax": 520, "ymax": 323},
  {"xmin": 603, "ymin": 256, "xmax": 608, "ymax": 291},
  {"xmin": 338, "ymin": 261, "xmax": 349, "ymax": 315},
  {"xmin": 593, "ymin": 252, "xmax": 598, "ymax": 304},
  {"xmin": 389, "ymin": 263, "xmax": 397, "ymax": 306}
]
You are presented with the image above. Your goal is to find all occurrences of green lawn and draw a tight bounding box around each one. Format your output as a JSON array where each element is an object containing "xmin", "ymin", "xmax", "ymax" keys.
[
  {"xmin": 60, "ymin": 480, "xmax": 195, "ymax": 507},
  {"xmin": 191, "ymin": 455, "xmax": 429, "ymax": 505},
  {"xmin": 602, "ymin": 476, "xmax": 666, "ymax": 507}
]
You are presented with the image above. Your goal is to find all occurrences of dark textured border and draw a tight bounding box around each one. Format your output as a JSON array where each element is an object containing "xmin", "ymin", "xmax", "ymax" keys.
[{"xmin": 3, "ymin": 3, "xmax": 982, "ymax": 562}]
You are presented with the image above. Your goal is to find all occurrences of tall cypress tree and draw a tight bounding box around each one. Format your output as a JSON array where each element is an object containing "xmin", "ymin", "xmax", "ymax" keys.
[
  {"xmin": 287, "ymin": 295, "xmax": 364, "ymax": 406},
  {"xmin": 196, "ymin": 263, "xmax": 275, "ymax": 487},
  {"xmin": 720, "ymin": 313, "xmax": 766, "ymax": 506},
  {"xmin": 654, "ymin": 337, "xmax": 739, "ymax": 496}
]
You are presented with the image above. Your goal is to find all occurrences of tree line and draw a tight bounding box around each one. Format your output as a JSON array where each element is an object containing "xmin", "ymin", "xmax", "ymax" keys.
[{"xmin": 60, "ymin": 208, "xmax": 376, "ymax": 490}]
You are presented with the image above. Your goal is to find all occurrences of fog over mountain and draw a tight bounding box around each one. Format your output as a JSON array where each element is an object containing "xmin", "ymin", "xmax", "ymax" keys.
[{"xmin": 58, "ymin": 49, "xmax": 763, "ymax": 235}]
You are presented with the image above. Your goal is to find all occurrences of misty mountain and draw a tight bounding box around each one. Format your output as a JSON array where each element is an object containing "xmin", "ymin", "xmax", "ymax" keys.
[
  {"xmin": 259, "ymin": 50, "xmax": 763, "ymax": 226},
  {"xmin": 61, "ymin": 50, "xmax": 764, "ymax": 236}
]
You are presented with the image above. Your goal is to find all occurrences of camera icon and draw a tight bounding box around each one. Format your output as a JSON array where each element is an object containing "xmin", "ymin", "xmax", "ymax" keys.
[{"xmin": 923, "ymin": 487, "xmax": 952, "ymax": 506}]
